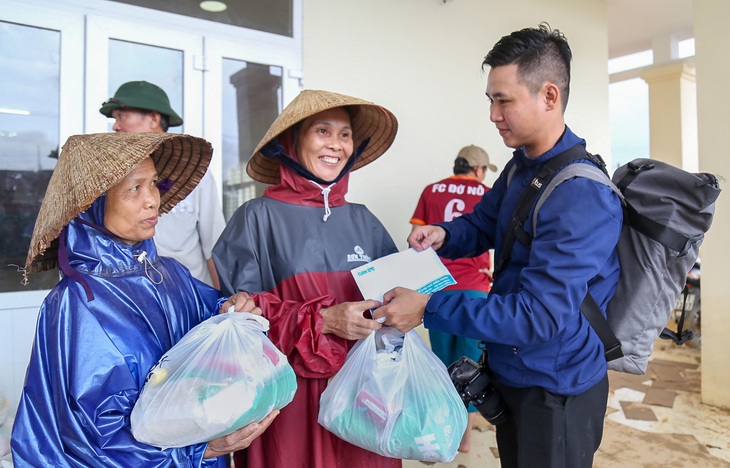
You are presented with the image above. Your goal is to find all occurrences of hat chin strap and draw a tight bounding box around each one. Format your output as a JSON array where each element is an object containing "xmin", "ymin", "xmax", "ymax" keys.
[{"xmin": 261, "ymin": 137, "xmax": 371, "ymax": 186}]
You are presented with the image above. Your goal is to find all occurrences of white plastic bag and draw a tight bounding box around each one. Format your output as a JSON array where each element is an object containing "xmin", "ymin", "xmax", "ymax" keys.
[
  {"xmin": 318, "ymin": 327, "xmax": 467, "ymax": 462},
  {"xmin": 131, "ymin": 311, "xmax": 297, "ymax": 448}
]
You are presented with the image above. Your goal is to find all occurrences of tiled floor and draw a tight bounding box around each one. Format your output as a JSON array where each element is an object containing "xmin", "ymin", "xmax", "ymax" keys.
[{"xmin": 405, "ymin": 331, "xmax": 730, "ymax": 468}]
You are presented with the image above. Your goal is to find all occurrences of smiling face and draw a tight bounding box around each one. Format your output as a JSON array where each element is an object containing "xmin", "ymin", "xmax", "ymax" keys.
[
  {"xmin": 296, "ymin": 107, "xmax": 354, "ymax": 182},
  {"xmin": 486, "ymin": 63, "xmax": 560, "ymax": 158},
  {"xmin": 104, "ymin": 158, "xmax": 161, "ymax": 244}
]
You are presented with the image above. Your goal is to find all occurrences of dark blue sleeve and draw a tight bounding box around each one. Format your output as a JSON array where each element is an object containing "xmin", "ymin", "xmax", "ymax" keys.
[{"xmin": 425, "ymin": 178, "xmax": 623, "ymax": 346}]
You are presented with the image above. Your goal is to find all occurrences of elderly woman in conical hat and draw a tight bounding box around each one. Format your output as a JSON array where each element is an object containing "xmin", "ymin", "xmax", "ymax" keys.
[
  {"xmin": 213, "ymin": 90, "xmax": 402, "ymax": 468},
  {"xmin": 12, "ymin": 132, "xmax": 276, "ymax": 466}
]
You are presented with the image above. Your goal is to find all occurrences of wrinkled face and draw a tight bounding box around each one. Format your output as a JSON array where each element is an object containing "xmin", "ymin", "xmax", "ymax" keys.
[
  {"xmin": 486, "ymin": 64, "xmax": 548, "ymax": 158},
  {"xmin": 104, "ymin": 158, "xmax": 160, "ymax": 244},
  {"xmin": 296, "ymin": 107, "xmax": 354, "ymax": 182},
  {"xmin": 111, "ymin": 108, "xmax": 161, "ymax": 133}
]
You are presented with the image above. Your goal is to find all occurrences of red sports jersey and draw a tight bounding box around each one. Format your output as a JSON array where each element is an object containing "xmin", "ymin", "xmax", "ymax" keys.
[{"xmin": 411, "ymin": 176, "xmax": 491, "ymax": 292}]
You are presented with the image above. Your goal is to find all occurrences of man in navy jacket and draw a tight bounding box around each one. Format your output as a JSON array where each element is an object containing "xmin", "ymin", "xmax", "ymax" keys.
[{"xmin": 374, "ymin": 23, "xmax": 622, "ymax": 468}]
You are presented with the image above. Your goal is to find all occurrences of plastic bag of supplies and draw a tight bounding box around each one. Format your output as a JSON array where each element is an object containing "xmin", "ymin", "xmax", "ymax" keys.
[
  {"xmin": 318, "ymin": 327, "xmax": 467, "ymax": 462},
  {"xmin": 131, "ymin": 310, "xmax": 297, "ymax": 448}
]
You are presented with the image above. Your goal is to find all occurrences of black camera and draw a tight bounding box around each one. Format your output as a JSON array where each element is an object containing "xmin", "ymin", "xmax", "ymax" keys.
[{"xmin": 448, "ymin": 356, "xmax": 508, "ymax": 426}]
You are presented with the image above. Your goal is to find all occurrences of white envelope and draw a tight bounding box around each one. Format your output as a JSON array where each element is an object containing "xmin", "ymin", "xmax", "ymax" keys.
[{"xmin": 351, "ymin": 247, "xmax": 456, "ymax": 303}]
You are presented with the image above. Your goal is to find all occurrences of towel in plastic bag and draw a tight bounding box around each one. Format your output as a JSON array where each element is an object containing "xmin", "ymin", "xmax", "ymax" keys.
[
  {"xmin": 131, "ymin": 311, "xmax": 297, "ymax": 448},
  {"xmin": 318, "ymin": 327, "xmax": 467, "ymax": 462}
]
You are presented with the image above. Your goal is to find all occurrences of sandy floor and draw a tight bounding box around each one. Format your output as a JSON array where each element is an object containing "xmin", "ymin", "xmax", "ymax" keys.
[{"xmin": 404, "ymin": 329, "xmax": 730, "ymax": 468}]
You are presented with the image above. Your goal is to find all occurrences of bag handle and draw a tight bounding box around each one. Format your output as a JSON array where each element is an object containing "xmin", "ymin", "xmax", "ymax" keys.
[{"xmin": 226, "ymin": 307, "xmax": 270, "ymax": 332}]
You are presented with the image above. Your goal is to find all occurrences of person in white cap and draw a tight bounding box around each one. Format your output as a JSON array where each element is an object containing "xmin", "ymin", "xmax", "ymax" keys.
[{"xmin": 409, "ymin": 144, "xmax": 497, "ymax": 453}]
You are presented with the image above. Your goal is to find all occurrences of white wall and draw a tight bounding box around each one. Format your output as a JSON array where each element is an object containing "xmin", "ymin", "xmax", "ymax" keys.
[
  {"xmin": 695, "ymin": 0, "xmax": 730, "ymax": 409},
  {"xmin": 302, "ymin": 0, "xmax": 610, "ymax": 248}
]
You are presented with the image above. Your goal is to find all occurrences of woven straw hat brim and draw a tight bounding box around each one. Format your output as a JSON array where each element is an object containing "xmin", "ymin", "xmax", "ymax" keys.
[
  {"xmin": 247, "ymin": 89, "xmax": 398, "ymax": 185},
  {"xmin": 25, "ymin": 132, "xmax": 212, "ymax": 274}
]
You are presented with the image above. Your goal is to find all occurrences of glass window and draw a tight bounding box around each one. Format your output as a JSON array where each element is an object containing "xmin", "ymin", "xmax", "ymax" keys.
[
  {"xmin": 106, "ymin": 39, "xmax": 184, "ymax": 134},
  {"xmin": 0, "ymin": 21, "xmax": 62, "ymax": 292},
  {"xmin": 109, "ymin": 0, "xmax": 293, "ymax": 37},
  {"xmin": 220, "ymin": 59, "xmax": 282, "ymax": 220}
]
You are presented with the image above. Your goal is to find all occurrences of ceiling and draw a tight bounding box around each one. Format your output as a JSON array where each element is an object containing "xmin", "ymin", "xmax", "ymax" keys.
[{"xmin": 607, "ymin": 0, "xmax": 694, "ymax": 59}]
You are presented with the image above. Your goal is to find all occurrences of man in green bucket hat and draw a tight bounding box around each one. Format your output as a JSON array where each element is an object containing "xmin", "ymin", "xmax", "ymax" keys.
[
  {"xmin": 100, "ymin": 81, "xmax": 225, "ymax": 288},
  {"xmin": 100, "ymin": 80, "xmax": 184, "ymax": 131}
]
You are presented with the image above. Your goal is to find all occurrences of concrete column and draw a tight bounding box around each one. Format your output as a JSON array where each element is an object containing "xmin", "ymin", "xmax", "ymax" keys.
[
  {"xmin": 639, "ymin": 62, "xmax": 698, "ymax": 172},
  {"xmin": 695, "ymin": 0, "xmax": 730, "ymax": 409}
]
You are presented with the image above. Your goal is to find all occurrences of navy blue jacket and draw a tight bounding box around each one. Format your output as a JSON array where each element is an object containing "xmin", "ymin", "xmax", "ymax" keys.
[{"xmin": 425, "ymin": 128, "xmax": 623, "ymax": 396}]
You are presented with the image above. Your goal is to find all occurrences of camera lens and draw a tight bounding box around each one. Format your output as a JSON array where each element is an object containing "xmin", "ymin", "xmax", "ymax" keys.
[
  {"xmin": 448, "ymin": 356, "xmax": 509, "ymax": 426},
  {"xmin": 473, "ymin": 384, "xmax": 508, "ymax": 426}
]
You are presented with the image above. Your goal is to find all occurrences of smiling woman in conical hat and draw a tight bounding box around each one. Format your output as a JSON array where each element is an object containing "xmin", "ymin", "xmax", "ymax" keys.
[
  {"xmin": 213, "ymin": 89, "xmax": 403, "ymax": 468},
  {"xmin": 13, "ymin": 132, "xmax": 278, "ymax": 466},
  {"xmin": 246, "ymin": 89, "xmax": 397, "ymax": 186}
]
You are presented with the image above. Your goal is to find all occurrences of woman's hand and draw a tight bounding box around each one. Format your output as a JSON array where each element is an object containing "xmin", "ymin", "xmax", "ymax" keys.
[
  {"xmin": 219, "ymin": 292, "xmax": 262, "ymax": 315},
  {"xmin": 320, "ymin": 299, "xmax": 383, "ymax": 340},
  {"xmin": 203, "ymin": 410, "xmax": 279, "ymax": 459}
]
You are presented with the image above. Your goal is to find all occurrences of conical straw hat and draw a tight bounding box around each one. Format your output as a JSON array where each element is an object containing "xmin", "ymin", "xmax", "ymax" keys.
[
  {"xmin": 247, "ymin": 89, "xmax": 398, "ymax": 185},
  {"xmin": 25, "ymin": 132, "xmax": 213, "ymax": 274}
]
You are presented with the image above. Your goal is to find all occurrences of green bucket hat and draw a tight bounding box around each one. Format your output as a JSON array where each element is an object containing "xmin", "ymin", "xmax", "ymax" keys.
[{"xmin": 99, "ymin": 81, "xmax": 183, "ymax": 127}]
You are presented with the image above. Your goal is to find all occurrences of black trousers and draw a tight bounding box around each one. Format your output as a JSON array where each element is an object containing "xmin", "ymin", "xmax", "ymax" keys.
[{"xmin": 493, "ymin": 374, "xmax": 608, "ymax": 468}]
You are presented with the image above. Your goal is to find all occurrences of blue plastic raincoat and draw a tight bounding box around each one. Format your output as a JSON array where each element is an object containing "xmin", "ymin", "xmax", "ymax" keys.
[{"xmin": 11, "ymin": 196, "xmax": 225, "ymax": 467}]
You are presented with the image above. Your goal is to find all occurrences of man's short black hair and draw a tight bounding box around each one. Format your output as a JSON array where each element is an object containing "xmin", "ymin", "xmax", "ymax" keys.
[{"xmin": 482, "ymin": 23, "xmax": 572, "ymax": 110}]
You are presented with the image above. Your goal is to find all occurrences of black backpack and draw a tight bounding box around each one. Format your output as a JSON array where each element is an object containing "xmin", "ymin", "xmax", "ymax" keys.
[{"xmin": 496, "ymin": 146, "xmax": 720, "ymax": 374}]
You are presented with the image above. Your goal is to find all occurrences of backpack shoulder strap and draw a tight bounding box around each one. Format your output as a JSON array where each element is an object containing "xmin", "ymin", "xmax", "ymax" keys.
[
  {"xmin": 531, "ymin": 162, "xmax": 623, "ymax": 238},
  {"xmin": 494, "ymin": 145, "xmax": 601, "ymax": 277},
  {"xmin": 530, "ymin": 160, "xmax": 625, "ymax": 362},
  {"xmin": 497, "ymin": 148, "xmax": 624, "ymax": 362}
]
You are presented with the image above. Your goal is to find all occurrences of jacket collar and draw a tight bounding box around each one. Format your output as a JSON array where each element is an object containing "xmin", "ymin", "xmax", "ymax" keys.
[
  {"xmin": 62, "ymin": 196, "xmax": 161, "ymax": 300},
  {"xmin": 513, "ymin": 125, "xmax": 586, "ymax": 170},
  {"xmin": 263, "ymin": 163, "xmax": 350, "ymax": 210}
]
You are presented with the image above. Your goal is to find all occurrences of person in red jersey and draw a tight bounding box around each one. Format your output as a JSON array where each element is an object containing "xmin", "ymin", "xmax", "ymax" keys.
[{"xmin": 410, "ymin": 144, "xmax": 497, "ymax": 452}]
